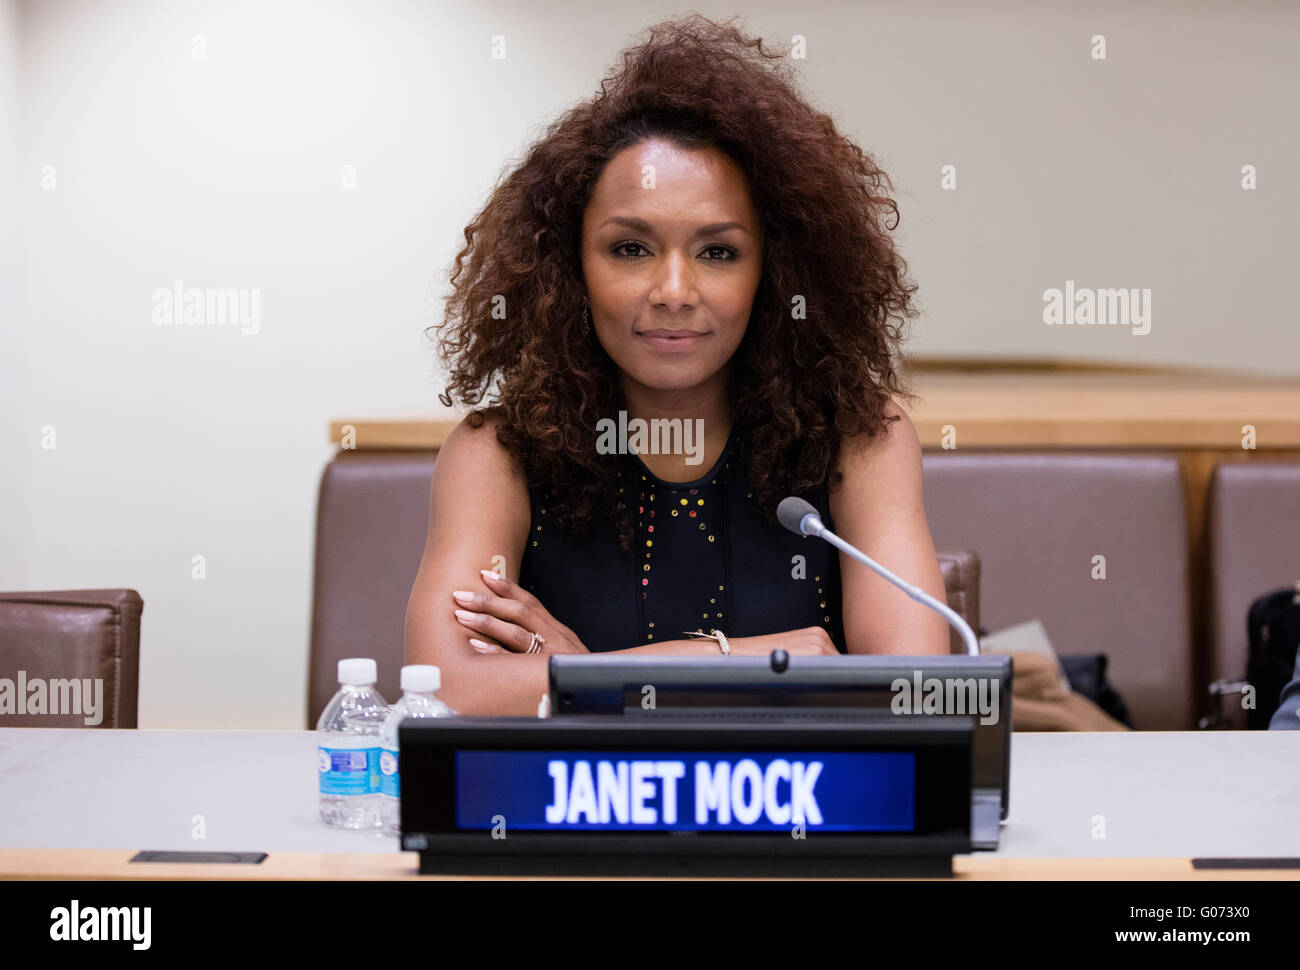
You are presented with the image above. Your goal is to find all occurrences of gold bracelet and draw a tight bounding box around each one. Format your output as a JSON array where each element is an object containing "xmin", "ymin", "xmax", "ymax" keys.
[{"xmin": 683, "ymin": 628, "xmax": 730, "ymax": 655}]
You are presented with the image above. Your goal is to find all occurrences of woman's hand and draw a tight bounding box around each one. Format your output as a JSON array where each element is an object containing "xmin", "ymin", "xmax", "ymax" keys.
[
  {"xmin": 730, "ymin": 626, "xmax": 841, "ymax": 657},
  {"xmin": 451, "ymin": 569, "xmax": 590, "ymax": 655}
]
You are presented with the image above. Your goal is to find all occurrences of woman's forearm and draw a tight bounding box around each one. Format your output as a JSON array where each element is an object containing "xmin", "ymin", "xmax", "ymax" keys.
[
  {"xmin": 599, "ymin": 637, "xmax": 740, "ymax": 657},
  {"xmin": 426, "ymin": 652, "xmax": 550, "ymax": 717},
  {"xmin": 425, "ymin": 638, "xmax": 740, "ymax": 716}
]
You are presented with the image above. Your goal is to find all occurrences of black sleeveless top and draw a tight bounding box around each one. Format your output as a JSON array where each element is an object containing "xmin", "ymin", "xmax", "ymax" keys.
[{"xmin": 518, "ymin": 425, "xmax": 848, "ymax": 654}]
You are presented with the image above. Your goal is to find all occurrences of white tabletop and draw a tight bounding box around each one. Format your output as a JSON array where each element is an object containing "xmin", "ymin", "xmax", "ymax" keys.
[{"xmin": 1, "ymin": 728, "xmax": 1297, "ymax": 859}]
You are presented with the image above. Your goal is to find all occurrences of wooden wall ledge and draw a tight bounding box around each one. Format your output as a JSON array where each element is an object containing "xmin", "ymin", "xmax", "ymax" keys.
[{"xmin": 330, "ymin": 365, "xmax": 1300, "ymax": 451}]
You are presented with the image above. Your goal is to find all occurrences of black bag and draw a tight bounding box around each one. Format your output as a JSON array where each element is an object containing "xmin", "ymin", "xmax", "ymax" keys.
[
  {"xmin": 1245, "ymin": 583, "xmax": 1300, "ymax": 730},
  {"xmin": 1058, "ymin": 654, "xmax": 1135, "ymax": 728}
]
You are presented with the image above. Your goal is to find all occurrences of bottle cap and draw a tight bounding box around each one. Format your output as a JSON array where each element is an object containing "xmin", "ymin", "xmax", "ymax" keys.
[
  {"xmin": 337, "ymin": 658, "xmax": 378, "ymax": 685},
  {"xmin": 401, "ymin": 664, "xmax": 440, "ymax": 693}
]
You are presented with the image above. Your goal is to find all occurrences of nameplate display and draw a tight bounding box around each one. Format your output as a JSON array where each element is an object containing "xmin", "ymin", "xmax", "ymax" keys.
[{"xmin": 398, "ymin": 715, "xmax": 973, "ymax": 876}]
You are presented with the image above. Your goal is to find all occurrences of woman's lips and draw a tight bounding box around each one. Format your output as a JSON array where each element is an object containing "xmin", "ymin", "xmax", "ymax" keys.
[{"xmin": 636, "ymin": 330, "xmax": 709, "ymax": 352}]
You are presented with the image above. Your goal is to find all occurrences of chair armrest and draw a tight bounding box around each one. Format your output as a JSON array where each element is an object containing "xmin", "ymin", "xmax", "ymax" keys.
[{"xmin": 936, "ymin": 550, "xmax": 981, "ymax": 655}]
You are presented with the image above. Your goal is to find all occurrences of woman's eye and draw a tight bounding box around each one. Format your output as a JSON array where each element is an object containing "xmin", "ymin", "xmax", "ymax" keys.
[
  {"xmin": 612, "ymin": 242, "xmax": 737, "ymax": 260},
  {"xmin": 701, "ymin": 245, "xmax": 737, "ymax": 261},
  {"xmin": 612, "ymin": 241, "xmax": 650, "ymax": 259}
]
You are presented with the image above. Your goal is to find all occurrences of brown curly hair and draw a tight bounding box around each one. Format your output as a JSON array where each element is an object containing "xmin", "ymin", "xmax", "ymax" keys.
[{"xmin": 430, "ymin": 13, "xmax": 920, "ymax": 554}]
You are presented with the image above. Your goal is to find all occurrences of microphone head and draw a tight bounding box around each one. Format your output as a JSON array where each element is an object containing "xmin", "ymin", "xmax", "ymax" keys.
[{"xmin": 777, "ymin": 496, "xmax": 821, "ymax": 536}]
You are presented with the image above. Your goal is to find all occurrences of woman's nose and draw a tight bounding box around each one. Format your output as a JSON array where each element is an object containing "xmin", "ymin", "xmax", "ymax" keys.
[{"xmin": 651, "ymin": 252, "xmax": 697, "ymax": 309}]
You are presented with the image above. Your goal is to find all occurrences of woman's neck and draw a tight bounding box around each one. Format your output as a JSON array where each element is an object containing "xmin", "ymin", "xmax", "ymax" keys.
[{"xmin": 618, "ymin": 372, "xmax": 733, "ymax": 484}]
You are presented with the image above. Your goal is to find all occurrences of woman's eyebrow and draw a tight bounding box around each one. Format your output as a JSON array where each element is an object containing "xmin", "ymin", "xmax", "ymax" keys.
[{"xmin": 599, "ymin": 215, "xmax": 752, "ymax": 237}]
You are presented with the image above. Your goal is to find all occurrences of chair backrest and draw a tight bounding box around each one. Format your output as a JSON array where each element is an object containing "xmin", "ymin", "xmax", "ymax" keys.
[
  {"xmin": 1207, "ymin": 461, "xmax": 1300, "ymax": 685},
  {"xmin": 308, "ymin": 452, "xmax": 436, "ymax": 726},
  {"xmin": 0, "ymin": 589, "xmax": 143, "ymax": 728},
  {"xmin": 306, "ymin": 451, "xmax": 985, "ymax": 724},
  {"xmin": 921, "ymin": 451, "xmax": 1194, "ymax": 729}
]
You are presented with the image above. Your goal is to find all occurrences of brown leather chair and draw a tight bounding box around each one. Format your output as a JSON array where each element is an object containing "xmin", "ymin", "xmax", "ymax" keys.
[
  {"xmin": 1207, "ymin": 462, "xmax": 1300, "ymax": 690},
  {"xmin": 922, "ymin": 451, "xmax": 1194, "ymax": 730},
  {"xmin": 309, "ymin": 453, "xmax": 437, "ymax": 726},
  {"xmin": 0, "ymin": 589, "xmax": 143, "ymax": 728},
  {"xmin": 307, "ymin": 451, "xmax": 984, "ymax": 725}
]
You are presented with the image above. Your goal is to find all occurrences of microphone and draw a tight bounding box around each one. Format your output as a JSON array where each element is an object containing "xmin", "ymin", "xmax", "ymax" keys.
[{"xmin": 777, "ymin": 496, "xmax": 980, "ymax": 656}]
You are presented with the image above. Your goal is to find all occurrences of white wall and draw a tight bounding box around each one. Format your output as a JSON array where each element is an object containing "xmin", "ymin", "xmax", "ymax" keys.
[
  {"xmin": 1, "ymin": 0, "xmax": 1296, "ymax": 728},
  {"xmin": 1, "ymin": 0, "xmax": 31, "ymax": 598}
]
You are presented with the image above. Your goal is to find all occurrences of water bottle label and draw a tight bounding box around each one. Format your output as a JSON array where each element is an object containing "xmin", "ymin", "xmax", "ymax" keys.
[
  {"xmin": 318, "ymin": 746, "xmax": 380, "ymax": 795},
  {"xmin": 379, "ymin": 749, "xmax": 400, "ymax": 798}
]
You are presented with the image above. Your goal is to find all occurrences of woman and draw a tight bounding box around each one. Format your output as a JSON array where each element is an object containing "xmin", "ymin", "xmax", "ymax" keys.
[{"xmin": 405, "ymin": 15, "xmax": 950, "ymax": 716}]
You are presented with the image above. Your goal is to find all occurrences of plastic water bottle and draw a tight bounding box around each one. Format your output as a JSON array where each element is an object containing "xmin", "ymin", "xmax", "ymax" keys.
[
  {"xmin": 379, "ymin": 664, "xmax": 457, "ymax": 836},
  {"xmin": 317, "ymin": 658, "xmax": 389, "ymax": 829}
]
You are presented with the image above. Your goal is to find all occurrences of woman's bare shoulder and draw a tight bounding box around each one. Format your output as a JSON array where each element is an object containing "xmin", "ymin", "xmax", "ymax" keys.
[
  {"xmin": 426, "ymin": 408, "xmax": 531, "ymax": 561},
  {"xmin": 439, "ymin": 408, "xmax": 526, "ymax": 483},
  {"xmin": 834, "ymin": 397, "xmax": 921, "ymax": 480}
]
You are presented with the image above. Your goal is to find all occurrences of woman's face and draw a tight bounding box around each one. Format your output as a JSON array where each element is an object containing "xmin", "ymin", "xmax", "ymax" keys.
[{"xmin": 580, "ymin": 138, "xmax": 763, "ymax": 397}]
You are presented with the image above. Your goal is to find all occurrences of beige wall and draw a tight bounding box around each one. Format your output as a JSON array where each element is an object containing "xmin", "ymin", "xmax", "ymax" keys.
[{"xmin": 1, "ymin": 0, "xmax": 1296, "ymax": 728}]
